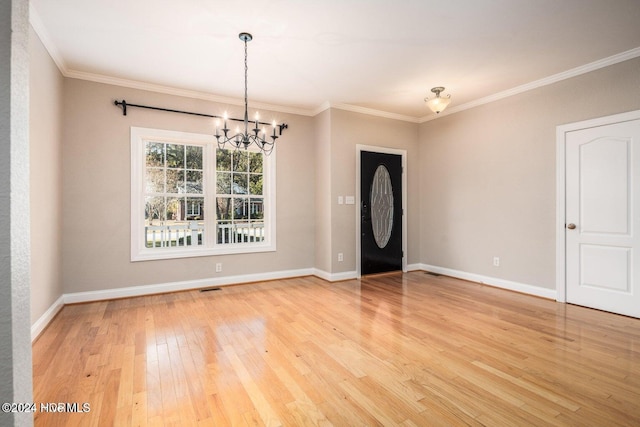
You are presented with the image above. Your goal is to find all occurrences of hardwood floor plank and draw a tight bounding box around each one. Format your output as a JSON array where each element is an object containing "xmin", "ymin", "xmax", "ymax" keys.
[
  {"xmin": 222, "ymin": 344, "xmax": 282, "ymax": 426},
  {"xmin": 32, "ymin": 272, "xmax": 640, "ymax": 425},
  {"xmin": 338, "ymin": 378, "xmax": 401, "ymax": 425},
  {"xmin": 131, "ymin": 391, "xmax": 148, "ymax": 427},
  {"xmin": 176, "ymin": 343, "xmax": 210, "ymax": 422}
]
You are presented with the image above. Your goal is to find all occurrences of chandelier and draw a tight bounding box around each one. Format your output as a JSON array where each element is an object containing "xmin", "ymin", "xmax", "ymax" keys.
[{"xmin": 215, "ymin": 32, "xmax": 284, "ymax": 155}]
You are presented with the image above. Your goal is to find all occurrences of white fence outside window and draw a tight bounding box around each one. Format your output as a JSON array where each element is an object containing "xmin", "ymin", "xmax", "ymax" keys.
[{"xmin": 145, "ymin": 221, "xmax": 265, "ymax": 247}]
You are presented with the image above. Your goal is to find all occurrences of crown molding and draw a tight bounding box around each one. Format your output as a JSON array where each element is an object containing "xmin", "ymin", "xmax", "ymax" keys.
[
  {"xmin": 311, "ymin": 101, "xmax": 332, "ymax": 116},
  {"xmin": 64, "ymin": 69, "xmax": 317, "ymax": 117},
  {"xmin": 419, "ymin": 46, "xmax": 640, "ymax": 123},
  {"xmin": 57, "ymin": 42, "xmax": 640, "ymax": 124},
  {"xmin": 28, "ymin": 3, "xmax": 640, "ymax": 124},
  {"xmin": 310, "ymin": 101, "xmax": 419, "ymax": 123},
  {"xmin": 328, "ymin": 103, "xmax": 421, "ymax": 123}
]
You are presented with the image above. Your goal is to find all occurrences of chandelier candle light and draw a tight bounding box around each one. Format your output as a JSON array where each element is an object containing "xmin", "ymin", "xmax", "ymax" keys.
[{"xmin": 215, "ymin": 32, "xmax": 281, "ymax": 155}]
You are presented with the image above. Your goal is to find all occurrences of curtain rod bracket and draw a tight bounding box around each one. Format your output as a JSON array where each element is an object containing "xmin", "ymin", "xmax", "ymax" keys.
[{"xmin": 115, "ymin": 99, "xmax": 128, "ymax": 116}]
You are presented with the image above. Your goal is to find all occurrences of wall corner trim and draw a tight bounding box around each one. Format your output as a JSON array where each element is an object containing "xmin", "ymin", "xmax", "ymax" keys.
[
  {"xmin": 312, "ymin": 269, "xmax": 358, "ymax": 282},
  {"xmin": 31, "ymin": 295, "xmax": 65, "ymax": 342},
  {"xmin": 406, "ymin": 263, "xmax": 423, "ymax": 272}
]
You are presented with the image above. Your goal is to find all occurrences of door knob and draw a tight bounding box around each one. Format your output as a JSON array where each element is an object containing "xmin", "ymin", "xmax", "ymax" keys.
[{"xmin": 567, "ymin": 223, "xmax": 576, "ymax": 230}]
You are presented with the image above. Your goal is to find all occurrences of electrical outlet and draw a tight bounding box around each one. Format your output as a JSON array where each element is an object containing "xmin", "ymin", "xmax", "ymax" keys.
[
  {"xmin": 216, "ymin": 263, "xmax": 222, "ymax": 272},
  {"xmin": 493, "ymin": 257, "xmax": 500, "ymax": 267},
  {"xmin": 338, "ymin": 253, "xmax": 344, "ymax": 262}
]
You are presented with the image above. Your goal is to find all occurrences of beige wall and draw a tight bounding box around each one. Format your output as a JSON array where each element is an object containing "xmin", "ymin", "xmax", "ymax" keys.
[
  {"xmin": 30, "ymin": 27, "xmax": 64, "ymax": 323},
  {"xmin": 61, "ymin": 79, "xmax": 315, "ymax": 293},
  {"xmin": 330, "ymin": 109, "xmax": 420, "ymax": 273},
  {"xmin": 418, "ymin": 57, "xmax": 640, "ymax": 289}
]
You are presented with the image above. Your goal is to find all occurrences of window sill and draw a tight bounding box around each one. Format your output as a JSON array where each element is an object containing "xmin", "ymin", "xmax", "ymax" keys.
[{"xmin": 131, "ymin": 242, "xmax": 276, "ymax": 262}]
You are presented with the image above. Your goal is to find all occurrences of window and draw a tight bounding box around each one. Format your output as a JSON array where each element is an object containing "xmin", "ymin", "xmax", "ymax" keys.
[
  {"xmin": 215, "ymin": 149, "xmax": 265, "ymax": 244},
  {"xmin": 131, "ymin": 127, "xmax": 276, "ymax": 261}
]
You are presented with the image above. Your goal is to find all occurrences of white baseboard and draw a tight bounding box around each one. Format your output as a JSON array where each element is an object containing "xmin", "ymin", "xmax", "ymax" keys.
[
  {"xmin": 63, "ymin": 268, "xmax": 316, "ymax": 304},
  {"xmin": 419, "ymin": 263, "xmax": 557, "ymax": 300},
  {"xmin": 31, "ymin": 295, "xmax": 64, "ymax": 341},
  {"xmin": 312, "ymin": 269, "xmax": 358, "ymax": 282},
  {"xmin": 406, "ymin": 263, "xmax": 423, "ymax": 272}
]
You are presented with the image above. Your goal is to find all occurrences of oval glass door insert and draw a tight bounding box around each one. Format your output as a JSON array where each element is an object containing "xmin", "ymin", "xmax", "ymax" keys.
[{"xmin": 370, "ymin": 165, "xmax": 394, "ymax": 248}]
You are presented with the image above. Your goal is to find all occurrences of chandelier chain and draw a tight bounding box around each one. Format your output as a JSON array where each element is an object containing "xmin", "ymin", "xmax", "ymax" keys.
[{"xmin": 244, "ymin": 37, "xmax": 249, "ymax": 136}]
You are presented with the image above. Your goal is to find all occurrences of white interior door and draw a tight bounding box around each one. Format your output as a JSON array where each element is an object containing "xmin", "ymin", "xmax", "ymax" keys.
[{"xmin": 566, "ymin": 119, "xmax": 640, "ymax": 318}]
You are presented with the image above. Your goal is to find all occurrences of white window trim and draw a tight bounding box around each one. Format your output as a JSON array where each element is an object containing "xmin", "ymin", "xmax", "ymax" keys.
[{"xmin": 130, "ymin": 126, "xmax": 276, "ymax": 262}]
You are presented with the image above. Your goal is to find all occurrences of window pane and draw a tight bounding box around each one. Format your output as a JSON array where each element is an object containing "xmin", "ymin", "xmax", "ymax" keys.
[
  {"xmin": 233, "ymin": 197, "xmax": 249, "ymax": 220},
  {"xmin": 146, "ymin": 142, "xmax": 164, "ymax": 167},
  {"xmin": 145, "ymin": 168, "xmax": 164, "ymax": 193},
  {"xmin": 249, "ymin": 198, "xmax": 264, "ymax": 219},
  {"xmin": 186, "ymin": 145, "xmax": 203, "ymax": 169},
  {"xmin": 216, "ymin": 197, "xmax": 233, "ymax": 220},
  {"xmin": 186, "ymin": 170, "xmax": 203, "ymax": 194},
  {"xmin": 233, "ymin": 150, "xmax": 249, "ymax": 172},
  {"xmin": 233, "ymin": 173, "xmax": 248, "ymax": 195},
  {"xmin": 217, "ymin": 172, "xmax": 231, "ymax": 194},
  {"xmin": 166, "ymin": 197, "xmax": 181, "ymax": 221},
  {"xmin": 166, "ymin": 144, "xmax": 184, "ymax": 168},
  {"xmin": 217, "ymin": 148, "xmax": 231, "ymax": 171},
  {"xmin": 145, "ymin": 196, "xmax": 165, "ymax": 225},
  {"xmin": 249, "ymin": 174, "xmax": 262, "ymax": 195},
  {"xmin": 166, "ymin": 169, "xmax": 184, "ymax": 194},
  {"xmin": 249, "ymin": 152, "xmax": 263, "ymax": 173},
  {"xmin": 186, "ymin": 197, "xmax": 204, "ymax": 220}
]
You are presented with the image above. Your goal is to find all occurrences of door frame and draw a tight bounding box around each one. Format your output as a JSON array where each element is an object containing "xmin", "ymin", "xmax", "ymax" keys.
[
  {"xmin": 356, "ymin": 144, "xmax": 407, "ymax": 278},
  {"xmin": 555, "ymin": 109, "xmax": 640, "ymax": 302}
]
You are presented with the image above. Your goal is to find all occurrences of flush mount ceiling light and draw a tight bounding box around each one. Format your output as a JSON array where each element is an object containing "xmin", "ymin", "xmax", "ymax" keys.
[
  {"xmin": 215, "ymin": 32, "xmax": 285, "ymax": 155},
  {"xmin": 425, "ymin": 87, "xmax": 451, "ymax": 114}
]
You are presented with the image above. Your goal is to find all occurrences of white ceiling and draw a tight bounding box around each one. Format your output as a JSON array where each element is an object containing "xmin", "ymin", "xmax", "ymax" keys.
[{"xmin": 31, "ymin": 0, "xmax": 640, "ymax": 120}]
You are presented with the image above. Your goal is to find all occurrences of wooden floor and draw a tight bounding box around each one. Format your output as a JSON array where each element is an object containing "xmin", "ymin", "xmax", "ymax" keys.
[{"xmin": 33, "ymin": 272, "xmax": 640, "ymax": 426}]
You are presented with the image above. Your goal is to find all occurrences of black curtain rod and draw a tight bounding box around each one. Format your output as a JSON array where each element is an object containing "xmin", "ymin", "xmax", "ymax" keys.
[{"xmin": 113, "ymin": 99, "xmax": 288, "ymax": 134}]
